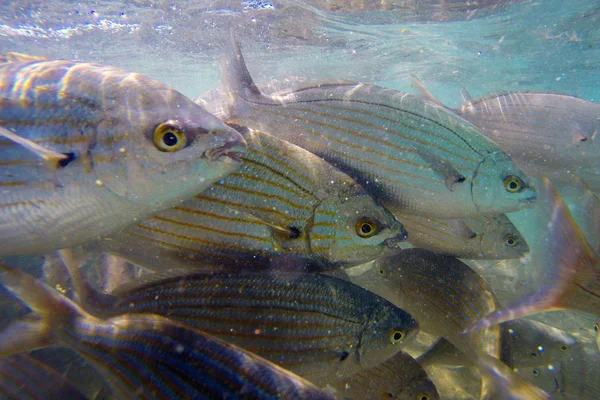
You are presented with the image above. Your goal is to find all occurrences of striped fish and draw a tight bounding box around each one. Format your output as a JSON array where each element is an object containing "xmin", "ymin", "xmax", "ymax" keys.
[
  {"xmin": 333, "ymin": 249, "xmax": 501, "ymax": 363},
  {"xmin": 101, "ymin": 127, "xmax": 407, "ymax": 271},
  {"xmin": 328, "ymin": 350, "xmax": 440, "ymax": 400},
  {"xmin": 216, "ymin": 33, "xmax": 536, "ymax": 219},
  {"xmin": 0, "ymin": 263, "xmax": 335, "ymax": 400},
  {"xmin": 0, "ymin": 55, "xmax": 246, "ymax": 255},
  {"xmin": 468, "ymin": 178, "xmax": 600, "ymax": 332},
  {"xmin": 0, "ymin": 354, "xmax": 87, "ymax": 400},
  {"xmin": 395, "ymin": 213, "xmax": 529, "ymax": 259},
  {"xmin": 66, "ymin": 265, "xmax": 419, "ymax": 387}
]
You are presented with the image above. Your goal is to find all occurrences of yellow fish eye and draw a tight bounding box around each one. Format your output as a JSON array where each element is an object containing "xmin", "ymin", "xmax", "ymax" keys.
[
  {"xmin": 389, "ymin": 330, "xmax": 405, "ymax": 344},
  {"xmin": 378, "ymin": 268, "xmax": 386, "ymax": 276},
  {"xmin": 153, "ymin": 122, "xmax": 187, "ymax": 152},
  {"xmin": 503, "ymin": 234, "xmax": 519, "ymax": 247},
  {"xmin": 504, "ymin": 176, "xmax": 522, "ymax": 193},
  {"xmin": 355, "ymin": 217, "xmax": 379, "ymax": 238},
  {"xmin": 418, "ymin": 395, "xmax": 430, "ymax": 400},
  {"xmin": 559, "ymin": 344, "xmax": 569, "ymax": 352}
]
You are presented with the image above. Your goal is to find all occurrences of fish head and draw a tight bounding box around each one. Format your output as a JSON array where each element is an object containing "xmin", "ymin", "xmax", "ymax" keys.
[
  {"xmin": 479, "ymin": 215, "xmax": 529, "ymax": 259},
  {"xmin": 356, "ymin": 300, "xmax": 419, "ymax": 371},
  {"xmin": 309, "ymin": 186, "xmax": 408, "ymax": 267},
  {"xmin": 94, "ymin": 84, "xmax": 247, "ymax": 210},
  {"xmin": 471, "ymin": 151, "xmax": 537, "ymax": 214}
]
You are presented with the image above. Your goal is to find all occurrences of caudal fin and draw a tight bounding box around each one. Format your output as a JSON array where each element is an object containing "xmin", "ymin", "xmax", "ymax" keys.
[{"xmin": 0, "ymin": 262, "xmax": 86, "ymax": 355}]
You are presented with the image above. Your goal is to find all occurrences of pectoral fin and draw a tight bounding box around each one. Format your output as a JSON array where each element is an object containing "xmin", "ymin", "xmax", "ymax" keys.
[{"xmin": 0, "ymin": 126, "xmax": 71, "ymax": 169}]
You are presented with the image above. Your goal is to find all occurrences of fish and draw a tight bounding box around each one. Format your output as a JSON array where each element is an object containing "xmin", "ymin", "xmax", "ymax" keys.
[
  {"xmin": 411, "ymin": 77, "xmax": 600, "ymax": 189},
  {"xmin": 64, "ymin": 260, "xmax": 419, "ymax": 387},
  {"xmin": 100, "ymin": 127, "xmax": 407, "ymax": 271},
  {"xmin": 395, "ymin": 213, "xmax": 529, "ymax": 259},
  {"xmin": 332, "ymin": 248, "xmax": 501, "ymax": 363},
  {"xmin": 457, "ymin": 91, "xmax": 600, "ymax": 175},
  {"xmin": 327, "ymin": 350, "xmax": 440, "ymax": 400},
  {"xmin": 0, "ymin": 262, "xmax": 336, "ymax": 400},
  {"xmin": 216, "ymin": 32, "xmax": 536, "ymax": 219},
  {"xmin": 467, "ymin": 177, "xmax": 600, "ymax": 331},
  {"xmin": 0, "ymin": 56, "xmax": 247, "ymax": 255},
  {"xmin": 0, "ymin": 353, "xmax": 87, "ymax": 400}
]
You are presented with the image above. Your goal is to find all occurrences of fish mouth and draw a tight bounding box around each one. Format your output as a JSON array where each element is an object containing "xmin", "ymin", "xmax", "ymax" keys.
[
  {"xmin": 205, "ymin": 139, "xmax": 246, "ymax": 162},
  {"xmin": 520, "ymin": 195, "xmax": 537, "ymax": 208},
  {"xmin": 383, "ymin": 231, "xmax": 409, "ymax": 248}
]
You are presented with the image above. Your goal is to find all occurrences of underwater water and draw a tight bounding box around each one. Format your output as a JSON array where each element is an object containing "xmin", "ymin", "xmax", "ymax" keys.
[{"xmin": 0, "ymin": 1, "xmax": 599, "ymax": 399}]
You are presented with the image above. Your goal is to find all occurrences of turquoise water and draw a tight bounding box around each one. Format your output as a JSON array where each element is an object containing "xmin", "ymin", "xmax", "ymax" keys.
[{"xmin": 1, "ymin": 1, "xmax": 599, "ymax": 399}]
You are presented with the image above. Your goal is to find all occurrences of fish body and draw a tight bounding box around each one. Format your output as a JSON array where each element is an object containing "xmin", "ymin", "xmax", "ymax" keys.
[
  {"xmin": 457, "ymin": 92, "xmax": 600, "ymax": 175},
  {"xmin": 334, "ymin": 249, "xmax": 501, "ymax": 362},
  {"xmin": 0, "ymin": 354, "xmax": 87, "ymax": 400},
  {"xmin": 0, "ymin": 263, "xmax": 335, "ymax": 400},
  {"xmin": 103, "ymin": 128, "xmax": 406, "ymax": 270},
  {"xmin": 502, "ymin": 319, "xmax": 581, "ymax": 369},
  {"xmin": 69, "ymin": 268, "xmax": 419, "ymax": 386},
  {"xmin": 0, "ymin": 57, "xmax": 246, "ymax": 255},
  {"xmin": 395, "ymin": 213, "xmax": 528, "ymax": 259},
  {"xmin": 218, "ymin": 35, "xmax": 536, "ymax": 219}
]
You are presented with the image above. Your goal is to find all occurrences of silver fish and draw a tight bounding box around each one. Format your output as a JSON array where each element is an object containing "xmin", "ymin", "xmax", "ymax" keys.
[
  {"xmin": 468, "ymin": 178, "xmax": 600, "ymax": 331},
  {"xmin": 101, "ymin": 127, "xmax": 406, "ymax": 271},
  {"xmin": 328, "ymin": 350, "xmax": 440, "ymax": 400},
  {"xmin": 0, "ymin": 55, "xmax": 246, "ymax": 255},
  {"xmin": 395, "ymin": 213, "xmax": 529, "ymax": 259},
  {"xmin": 66, "ymin": 262, "xmax": 419, "ymax": 387},
  {"xmin": 217, "ymin": 33, "xmax": 536, "ymax": 219},
  {"xmin": 0, "ymin": 262, "xmax": 336, "ymax": 400},
  {"xmin": 457, "ymin": 91, "xmax": 600, "ymax": 175}
]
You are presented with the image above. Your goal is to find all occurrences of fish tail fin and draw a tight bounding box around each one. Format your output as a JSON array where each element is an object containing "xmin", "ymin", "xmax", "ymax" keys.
[
  {"xmin": 220, "ymin": 29, "xmax": 269, "ymax": 120},
  {"xmin": 466, "ymin": 177, "xmax": 599, "ymax": 332},
  {"xmin": 0, "ymin": 262, "xmax": 85, "ymax": 355}
]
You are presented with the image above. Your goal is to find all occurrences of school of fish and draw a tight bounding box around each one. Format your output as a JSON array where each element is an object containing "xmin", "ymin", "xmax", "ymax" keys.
[{"xmin": 0, "ymin": 21, "xmax": 598, "ymax": 400}]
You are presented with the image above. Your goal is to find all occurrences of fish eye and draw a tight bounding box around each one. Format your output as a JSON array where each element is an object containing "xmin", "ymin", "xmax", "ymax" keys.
[
  {"xmin": 503, "ymin": 234, "xmax": 520, "ymax": 247},
  {"xmin": 532, "ymin": 368, "xmax": 539, "ymax": 376},
  {"xmin": 559, "ymin": 345, "xmax": 569, "ymax": 352},
  {"xmin": 153, "ymin": 122, "xmax": 187, "ymax": 152},
  {"xmin": 504, "ymin": 176, "xmax": 523, "ymax": 193},
  {"xmin": 595, "ymin": 323, "xmax": 599, "ymax": 332},
  {"xmin": 355, "ymin": 217, "xmax": 380, "ymax": 238},
  {"xmin": 418, "ymin": 395, "xmax": 430, "ymax": 400},
  {"xmin": 378, "ymin": 268, "xmax": 386, "ymax": 276},
  {"xmin": 390, "ymin": 330, "xmax": 405, "ymax": 344}
]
